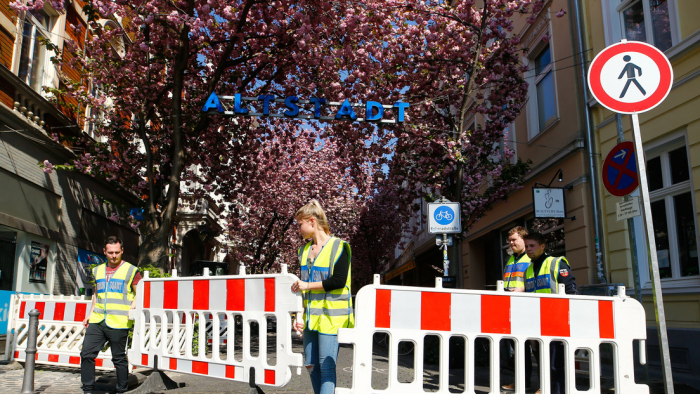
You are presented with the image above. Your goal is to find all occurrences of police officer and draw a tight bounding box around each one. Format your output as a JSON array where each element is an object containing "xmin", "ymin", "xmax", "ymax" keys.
[
  {"xmin": 503, "ymin": 226, "xmax": 530, "ymax": 292},
  {"xmin": 80, "ymin": 236, "xmax": 141, "ymax": 394},
  {"xmin": 502, "ymin": 227, "xmax": 532, "ymax": 390},
  {"xmin": 523, "ymin": 232, "xmax": 577, "ymax": 394}
]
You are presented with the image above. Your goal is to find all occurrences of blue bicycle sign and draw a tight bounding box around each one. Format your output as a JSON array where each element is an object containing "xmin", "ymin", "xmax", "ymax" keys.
[
  {"xmin": 428, "ymin": 202, "xmax": 461, "ymax": 234},
  {"xmin": 434, "ymin": 207, "xmax": 455, "ymax": 225}
]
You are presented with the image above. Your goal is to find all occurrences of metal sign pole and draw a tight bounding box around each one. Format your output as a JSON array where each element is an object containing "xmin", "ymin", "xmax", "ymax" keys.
[
  {"xmin": 442, "ymin": 233, "xmax": 449, "ymax": 276},
  {"xmin": 630, "ymin": 113, "xmax": 674, "ymax": 394}
]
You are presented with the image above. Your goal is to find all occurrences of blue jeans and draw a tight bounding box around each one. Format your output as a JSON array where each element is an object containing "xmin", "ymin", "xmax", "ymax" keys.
[{"xmin": 303, "ymin": 328, "xmax": 339, "ymax": 394}]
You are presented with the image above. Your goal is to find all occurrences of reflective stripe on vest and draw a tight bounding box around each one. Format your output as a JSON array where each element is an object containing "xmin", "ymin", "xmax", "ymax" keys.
[
  {"xmin": 503, "ymin": 253, "xmax": 530, "ymax": 290},
  {"xmin": 89, "ymin": 262, "xmax": 137, "ymax": 329},
  {"xmin": 524, "ymin": 256, "xmax": 563, "ymax": 293},
  {"xmin": 298, "ymin": 237, "xmax": 355, "ymax": 334}
]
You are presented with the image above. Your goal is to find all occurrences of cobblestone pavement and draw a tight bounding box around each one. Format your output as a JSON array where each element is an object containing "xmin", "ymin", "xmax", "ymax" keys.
[
  {"xmin": 0, "ymin": 363, "xmax": 127, "ymax": 394},
  {"xmin": 3, "ymin": 332, "xmax": 694, "ymax": 394}
]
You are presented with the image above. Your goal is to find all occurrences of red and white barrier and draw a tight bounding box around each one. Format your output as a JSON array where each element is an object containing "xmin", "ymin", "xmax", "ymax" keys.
[
  {"xmin": 337, "ymin": 275, "xmax": 649, "ymax": 394},
  {"xmin": 128, "ymin": 264, "xmax": 303, "ymax": 387},
  {"xmin": 6, "ymin": 293, "xmax": 127, "ymax": 370}
]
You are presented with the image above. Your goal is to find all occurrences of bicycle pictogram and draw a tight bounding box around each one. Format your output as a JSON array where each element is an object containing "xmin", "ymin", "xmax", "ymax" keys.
[{"xmin": 435, "ymin": 210, "xmax": 453, "ymax": 221}]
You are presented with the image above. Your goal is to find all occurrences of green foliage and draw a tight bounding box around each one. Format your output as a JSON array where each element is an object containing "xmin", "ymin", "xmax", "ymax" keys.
[{"xmin": 139, "ymin": 264, "xmax": 172, "ymax": 278}]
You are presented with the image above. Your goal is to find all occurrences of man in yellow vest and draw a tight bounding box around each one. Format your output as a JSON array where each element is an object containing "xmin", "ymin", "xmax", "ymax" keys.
[
  {"xmin": 501, "ymin": 226, "xmax": 532, "ymax": 391},
  {"xmin": 503, "ymin": 226, "xmax": 530, "ymax": 292},
  {"xmin": 80, "ymin": 236, "xmax": 141, "ymax": 394},
  {"xmin": 523, "ymin": 232, "xmax": 577, "ymax": 394}
]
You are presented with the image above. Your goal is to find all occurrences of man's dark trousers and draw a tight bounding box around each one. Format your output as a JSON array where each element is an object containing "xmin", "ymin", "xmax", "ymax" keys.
[{"xmin": 80, "ymin": 321, "xmax": 129, "ymax": 393}]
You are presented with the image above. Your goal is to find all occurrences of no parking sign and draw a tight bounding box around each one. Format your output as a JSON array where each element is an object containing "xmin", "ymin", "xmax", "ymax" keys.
[{"xmin": 602, "ymin": 141, "xmax": 639, "ymax": 197}]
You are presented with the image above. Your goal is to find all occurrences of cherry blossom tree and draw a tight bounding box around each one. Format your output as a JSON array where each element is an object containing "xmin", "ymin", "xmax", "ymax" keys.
[
  {"xmin": 220, "ymin": 127, "xmax": 373, "ymax": 274},
  {"xmin": 303, "ymin": 0, "xmax": 561, "ymax": 237},
  {"xmin": 20, "ymin": 0, "xmax": 560, "ymax": 272}
]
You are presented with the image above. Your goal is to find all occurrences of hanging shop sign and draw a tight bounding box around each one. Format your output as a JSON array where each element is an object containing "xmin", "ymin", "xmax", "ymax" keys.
[
  {"xmin": 532, "ymin": 187, "xmax": 566, "ymax": 218},
  {"xmin": 202, "ymin": 93, "xmax": 409, "ymax": 124}
]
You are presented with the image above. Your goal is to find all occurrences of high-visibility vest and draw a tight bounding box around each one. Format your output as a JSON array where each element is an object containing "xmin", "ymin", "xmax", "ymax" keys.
[
  {"xmin": 298, "ymin": 236, "xmax": 355, "ymax": 335},
  {"xmin": 524, "ymin": 255, "xmax": 566, "ymax": 293},
  {"xmin": 503, "ymin": 253, "xmax": 530, "ymax": 290},
  {"xmin": 89, "ymin": 262, "xmax": 137, "ymax": 329}
]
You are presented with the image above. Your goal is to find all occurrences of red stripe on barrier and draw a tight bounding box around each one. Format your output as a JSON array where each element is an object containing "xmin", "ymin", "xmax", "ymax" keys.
[
  {"xmin": 14, "ymin": 351, "xmax": 18, "ymax": 359},
  {"xmin": 69, "ymin": 356, "xmax": 80, "ymax": 365},
  {"xmin": 421, "ymin": 292, "xmax": 451, "ymax": 331},
  {"xmin": 481, "ymin": 295, "xmax": 511, "ymax": 334},
  {"xmin": 193, "ymin": 280, "xmax": 209, "ymax": 310},
  {"xmin": 19, "ymin": 302, "xmax": 26, "ymax": 319},
  {"xmin": 541, "ymin": 298, "xmax": 570, "ymax": 337},
  {"xmin": 95, "ymin": 359, "xmax": 104, "ymax": 367},
  {"xmin": 74, "ymin": 303, "xmax": 87, "ymax": 322},
  {"xmin": 54, "ymin": 303, "xmax": 66, "ymax": 321},
  {"xmin": 227, "ymin": 279, "xmax": 245, "ymax": 311},
  {"xmin": 142, "ymin": 354, "xmax": 148, "ymax": 366},
  {"xmin": 170, "ymin": 358, "xmax": 177, "ymax": 370},
  {"xmin": 34, "ymin": 302, "xmax": 45, "ymax": 319},
  {"xmin": 265, "ymin": 369, "xmax": 275, "ymax": 385},
  {"xmin": 144, "ymin": 282, "xmax": 151, "ymax": 308},
  {"xmin": 598, "ymin": 300, "xmax": 615, "ymax": 339},
  {"xmin": 164, "ymin": 281, "xmax": 178, "ymax": 309},
  {"xmin": 48, "ymin": 354, "xmax": 58, "ymax": 362},
  {"xmin": 192, "ymin": 360, "xmax": 208, "ymax": 375},
  {"xmin": 226, "ymin": 365, "xmax": 236, "ymax": 379},
  {"xmin": 264, "ymin": 278, "xmax": 275, "ymax": 312},
  {"xmin": 375, "ymin": 289, "xmax": 391, "ymax": 328}
]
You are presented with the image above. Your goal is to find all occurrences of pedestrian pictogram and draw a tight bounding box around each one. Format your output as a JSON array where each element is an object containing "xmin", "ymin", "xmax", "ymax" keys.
[
  {"xmin": 602, "ymin": 141, "xmax": 639, "ymax": 197},
  {"xmin": 588, "ymin": 40, "xmax": 673, "ymax": 114},
  {"xmin": 618, "ymin": 55, "xmax": 645, "ymax": 98}
]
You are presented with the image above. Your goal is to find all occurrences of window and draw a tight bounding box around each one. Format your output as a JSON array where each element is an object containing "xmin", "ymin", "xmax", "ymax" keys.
[
  {"xmin": 85, "ymin": 83, "xmax": 104, "ymax": 140},
  {"xmin": 646, "ymin": 141, "xmax": 698, "ymax": 279},
  {"xmin": 526, "ymin": 42, "xmax": 558, "ymax": 139},
  {"xmin": 18, "ymin": 8, "xmax": 54, "ymax": 93},
  {"xmin": 534, "ymin": 45, "xmax": 556, "ymax": 131},
  {"xmin": 606, "ymin": 0, "xmax": 678, "ymax": 52}
]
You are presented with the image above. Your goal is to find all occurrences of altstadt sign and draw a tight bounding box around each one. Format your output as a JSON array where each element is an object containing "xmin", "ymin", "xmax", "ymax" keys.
[{"xmin": 202, "ymin": 92, "xmax": 410, "ymax": 124}]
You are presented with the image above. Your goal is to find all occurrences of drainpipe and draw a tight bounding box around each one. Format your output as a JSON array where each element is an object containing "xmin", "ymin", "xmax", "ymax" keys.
[{"xmin": 572, "ymin": 0, "xmax": 607, "ymax": 283}]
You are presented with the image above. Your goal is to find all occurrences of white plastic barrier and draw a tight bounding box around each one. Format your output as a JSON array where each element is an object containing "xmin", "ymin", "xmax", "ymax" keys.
[
  {"xmin": 337, "ymin": 275, "xmax": 649, "ymax": 394},
  {"xmin": 128, "ymin": 264, "xmax": 303, "ymax": 387},
  {"xmin": 6, "ymin": 293, "xmax": 125, "ymax": 370}
]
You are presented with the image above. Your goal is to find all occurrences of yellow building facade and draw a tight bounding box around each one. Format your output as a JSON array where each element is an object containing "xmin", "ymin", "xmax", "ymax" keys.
[{"xmin": 583, "ymin": 0, "xmax": 700, "ymax": 376}]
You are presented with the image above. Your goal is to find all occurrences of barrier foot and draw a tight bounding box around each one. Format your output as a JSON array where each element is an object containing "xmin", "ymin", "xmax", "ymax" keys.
[
  {"xmin": 129, "ymin": 370, "xmax": 179, "ymax": 393},
  {"xmin": 130, "ymin": 356, "xmax": 179, "ymax": 393},
  {"xmin": 247, "ymin": 367, "xmax": 265, "ymax": 394}
]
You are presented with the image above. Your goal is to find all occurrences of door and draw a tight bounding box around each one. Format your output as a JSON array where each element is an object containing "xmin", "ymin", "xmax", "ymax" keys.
[{"xmin": 0, "ymin": 231, "xmax": 17, "ymax": 291}]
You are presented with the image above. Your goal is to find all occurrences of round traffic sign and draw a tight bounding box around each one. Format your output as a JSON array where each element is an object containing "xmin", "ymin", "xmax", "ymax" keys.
[
  {"xmin": 588, "ymin": 41, "xmax": 673, "ymax": 114},
  {"xmin": 602, "ymin": 141, "xmax": 639, "ymax": 197}
]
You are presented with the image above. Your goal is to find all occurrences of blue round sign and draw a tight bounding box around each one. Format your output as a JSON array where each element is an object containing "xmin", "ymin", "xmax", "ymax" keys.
[{"xmin": 434, "ymin": 206, "xmax": 455, "ymax": 225}]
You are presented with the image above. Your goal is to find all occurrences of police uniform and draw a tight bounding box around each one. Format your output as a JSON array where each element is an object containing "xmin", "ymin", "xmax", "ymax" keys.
[
  {"xmin": 525, "ymin": 253, "xmax": 577, "ymax": 394},
  {"xmin": 503, "ymin": 252, "xmax": 530, "ymax": 291},
  {"xmin": 80, "ymin": 261, "xmax": 137, "ymax": 394}
]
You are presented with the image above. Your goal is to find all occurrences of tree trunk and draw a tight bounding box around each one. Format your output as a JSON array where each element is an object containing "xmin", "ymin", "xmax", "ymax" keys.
[{"xmin": 138, "ymin": 229, "xmax": 169, "ymax": 268}]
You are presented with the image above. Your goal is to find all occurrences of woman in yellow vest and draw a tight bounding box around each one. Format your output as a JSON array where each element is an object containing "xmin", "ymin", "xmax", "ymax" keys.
[{"xmin": 291, "ymin": 200, "xmax": 354, "ymax": 394}]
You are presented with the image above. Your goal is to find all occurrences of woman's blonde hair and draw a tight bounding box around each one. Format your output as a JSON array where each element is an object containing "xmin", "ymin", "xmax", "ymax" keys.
[{"xmin": 295, "ymin": 199, "xmax": 331, "ymax": 235}]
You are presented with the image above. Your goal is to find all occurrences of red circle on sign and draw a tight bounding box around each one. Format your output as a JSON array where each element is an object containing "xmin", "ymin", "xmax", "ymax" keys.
[
  {"xmin": 588, "ymin": 41, "xmax": 673, "ymax": 114},
  {"xmin": 602, "ymin": 141, "xmax": 639, "ymax": 197}
]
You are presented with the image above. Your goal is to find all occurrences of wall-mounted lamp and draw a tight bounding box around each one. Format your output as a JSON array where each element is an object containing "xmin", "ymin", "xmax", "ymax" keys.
[{"xmin": 534, "ymin": 168, "xmax": 572, "ymax": 190}]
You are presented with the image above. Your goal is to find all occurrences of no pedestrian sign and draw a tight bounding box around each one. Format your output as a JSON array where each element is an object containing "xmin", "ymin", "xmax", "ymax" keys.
[
  {"xmin": 603, "ymin": 141, "xmax": 639, "ymax": 197},
  {"xmin": 588, "ymin": 40, "xmax": 673, "ymax": 114},
  {"xmin": 428, "ymin": 202, "xmax": 461, "ymax": 234}
]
